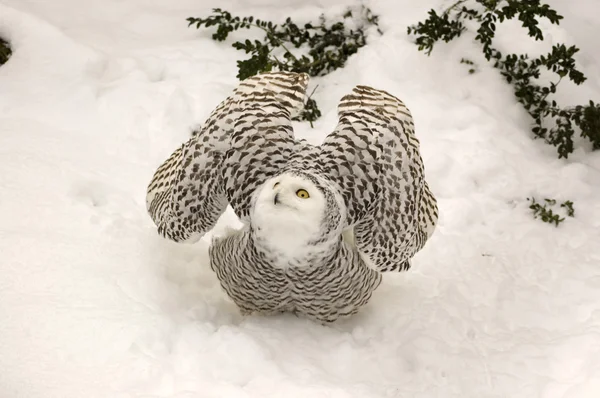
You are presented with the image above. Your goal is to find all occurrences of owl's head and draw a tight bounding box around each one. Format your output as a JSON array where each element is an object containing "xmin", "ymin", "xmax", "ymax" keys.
[{"xmin": 251, "ymin": 171, "xmax": 345, "ymax": 260}]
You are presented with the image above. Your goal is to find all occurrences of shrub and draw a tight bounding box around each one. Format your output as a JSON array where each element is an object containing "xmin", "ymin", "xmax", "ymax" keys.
[
  {"xmin": 0, "ymin": 37, "xmax": 11, "ymax": 66},
  {"xmin": 527, "ymin": 197, "xmax": 574, "ymax": 226},
  {"xmin": 187, "ymin": 6, "xmax": 380, "ymax": 125},
  {"xmin": 407, "ymin": 0, "xmax": 600, "ymax": 158}
]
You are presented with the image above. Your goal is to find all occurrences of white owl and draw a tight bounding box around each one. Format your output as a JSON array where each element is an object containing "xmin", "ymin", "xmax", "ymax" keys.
[{"xmin": 146, "ymin": 72, "xmax": 438, "ymax": 323}]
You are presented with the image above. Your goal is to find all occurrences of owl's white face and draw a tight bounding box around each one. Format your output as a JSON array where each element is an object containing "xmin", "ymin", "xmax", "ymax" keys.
[{"xmin": 252, "ymin": 173, "xmax": 327, "ymax": 259}]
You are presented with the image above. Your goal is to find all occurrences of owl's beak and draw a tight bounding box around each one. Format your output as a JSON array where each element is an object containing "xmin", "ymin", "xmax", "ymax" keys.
[{"xmin": 273, "ymin": 193, "xmax": 280, "ymax": 205}]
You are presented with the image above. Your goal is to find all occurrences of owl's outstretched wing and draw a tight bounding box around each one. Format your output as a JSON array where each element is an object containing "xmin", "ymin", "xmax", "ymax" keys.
[
  {"xmin": 146, "ymin": 72, "xmax": 309, "ymax": 242},
  {"xmin": 320, "ymin": 85, "xmax": 438, "ymax": 272}
]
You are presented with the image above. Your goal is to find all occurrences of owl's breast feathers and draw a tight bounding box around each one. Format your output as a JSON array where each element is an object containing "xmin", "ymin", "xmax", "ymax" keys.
[{"xmin": 209, "ymin": 229, "xmax": 381, "ymax": 323}]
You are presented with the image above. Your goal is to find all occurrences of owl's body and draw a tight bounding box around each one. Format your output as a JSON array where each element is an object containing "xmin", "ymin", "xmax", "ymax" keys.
[
  {"xmin": 210, "ymin": 227, "xmax": 382, "ymax": 323},
  {"xmin": 146, "ymin": 72, "xmax": 438, "ymax": 323}
]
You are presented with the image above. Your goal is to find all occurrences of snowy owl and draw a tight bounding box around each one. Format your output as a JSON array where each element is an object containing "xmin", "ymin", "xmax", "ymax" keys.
[{"xmin": 146, "ymin": 72, "xmax": 438, "ymax": 323}]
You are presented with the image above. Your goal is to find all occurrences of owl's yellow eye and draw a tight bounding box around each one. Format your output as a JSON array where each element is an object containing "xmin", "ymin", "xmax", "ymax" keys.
[
  {"xmin": 273, "ymin": 182, "xmax": 280, "ymax": 189},
  {"xmin": 296, "ymin": 189, "xmax": 310, "ymax": 199}
]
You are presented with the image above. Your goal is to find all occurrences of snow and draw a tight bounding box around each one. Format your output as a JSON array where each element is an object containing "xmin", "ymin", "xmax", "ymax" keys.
[{"xmin": 1, "ymin": 0, "xmax": 600, "ymax": 397}]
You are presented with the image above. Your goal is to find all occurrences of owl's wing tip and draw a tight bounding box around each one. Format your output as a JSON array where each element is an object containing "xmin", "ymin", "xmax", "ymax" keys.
[
  {"xmin": 234, "ymin": 71, "xmax": 310, "ymax": 117},
  {"xmin": 338, "ymin": 84, "xmax": 412, "ymax": 123}
]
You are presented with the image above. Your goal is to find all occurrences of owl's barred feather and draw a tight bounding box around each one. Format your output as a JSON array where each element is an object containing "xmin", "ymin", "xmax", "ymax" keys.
[
  {"xmin": 146, "ymin": 72, "xmax": 438, "ymax": 322},
  {"xmin": 324, "ymin": 85, "xmax": 439, "ymax": 271},
  {"xmin": 146, "ymin": 72, "xmax": 308, "ymax": 242}
]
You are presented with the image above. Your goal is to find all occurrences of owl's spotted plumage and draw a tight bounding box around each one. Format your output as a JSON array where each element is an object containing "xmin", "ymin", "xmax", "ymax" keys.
[{"xmin": 146, "ymin": 72, "xmax": 438, "ymax": 323}]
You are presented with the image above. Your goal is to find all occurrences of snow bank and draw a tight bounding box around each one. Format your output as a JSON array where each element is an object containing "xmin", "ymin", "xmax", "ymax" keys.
[{"xmin": 1, "ymin": 0, "xmax": 599, "ymax": 397}]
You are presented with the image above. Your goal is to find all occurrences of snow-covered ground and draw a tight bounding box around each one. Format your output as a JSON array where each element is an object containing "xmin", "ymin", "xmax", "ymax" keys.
[{"xmin": 1, "ymin": 0, "xmax": 600, "ymax": 396}]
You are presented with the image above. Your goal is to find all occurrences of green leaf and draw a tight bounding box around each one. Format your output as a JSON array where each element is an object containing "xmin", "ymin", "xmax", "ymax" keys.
[
  {"xmin": 407, "ymin": 0, "xmax": 597, "ymax": 158},
  {"xmin": 186, "ymin": 6, "xmax": 379, "ymax": 123}
]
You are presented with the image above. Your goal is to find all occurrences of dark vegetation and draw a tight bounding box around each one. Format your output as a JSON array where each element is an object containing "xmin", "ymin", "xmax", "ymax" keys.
[
  {"xmin": 187, "ymin": 6, "xmax": 380, "ymax": 125},
  {"xmin": 408, "ymin": 0, "xmax": 600, "ymax": 158}
]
